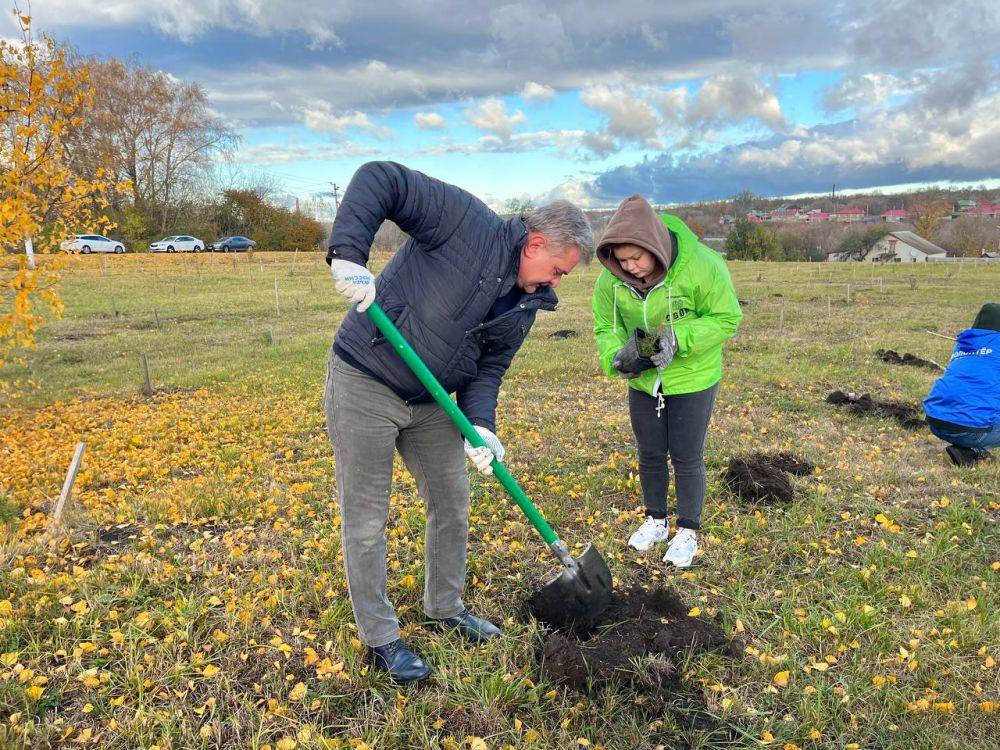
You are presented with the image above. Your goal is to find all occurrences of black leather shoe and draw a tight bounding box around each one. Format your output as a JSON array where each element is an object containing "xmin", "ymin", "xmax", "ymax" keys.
[
  {"xmin": 430, "ymin": 610, "xmax": 501, "ymax": 644},
  {"xmin": 370, "ymin": 639, "xmax": 431, "ymax": 685}
]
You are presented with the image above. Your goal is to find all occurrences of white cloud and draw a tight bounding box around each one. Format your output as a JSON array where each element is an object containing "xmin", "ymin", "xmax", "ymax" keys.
[
  {"xmin": 823, "ymin": 72, "xmax": 917, "ymax": 111},
  {"xmin": 419, "ymin": 129, "xmax": 585, "ymax": 155},
  {"xmin": 414, "ymin": 111, "xmax": 446, "ymax": 130},
  {"xmin": 465, "ymin": 98, "xmax": 526, "ymax": 140},
  {"xmin": 734, "ymin": 95, "xmax": 1000, "ymax": 173},
  {"xmin": 233, "ymin": 141, "xmax": 380, "ymax": 164},
  {"xmin": 536, "ymin": 177, "xmax": 602, "ymax": 208},
  {"xmin": 685, "ymin": 74, "xmax": 785, "ymax": 129},
  {"xmin": 580, "ymin": 84, "xmax": 662, "ymax": 145},
  {"xmin": 302, "ymin": 102, "xmax": 392, "ymax": 139},
  {"xmin": 522, "ymin": 81, "xmax": 556, "ymax": 102}
]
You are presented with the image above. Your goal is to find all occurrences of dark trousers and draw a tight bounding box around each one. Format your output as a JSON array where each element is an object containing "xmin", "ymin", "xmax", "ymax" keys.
[{"xmin": 628, "ymin": 384, "xmax": 718, "ymax": 530}]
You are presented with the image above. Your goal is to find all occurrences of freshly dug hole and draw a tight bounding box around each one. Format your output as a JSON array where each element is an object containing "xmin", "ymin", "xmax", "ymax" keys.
[
  {"xmin": 538, "ymin": 586, "xmax": 740, "ymax": 696},
  {"xmin": 826, "ymin": 390, "xmax": 925, "ymax": 430}
]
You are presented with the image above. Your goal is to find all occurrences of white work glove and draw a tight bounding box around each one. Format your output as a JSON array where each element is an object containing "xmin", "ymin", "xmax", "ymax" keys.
[
  {"xmin": 329, "ymin": 259, "xmax": 376, "ymax": 312},
  {"xmin": 463, "ymin": 426, "xmax": 506, "ymax": 476}
]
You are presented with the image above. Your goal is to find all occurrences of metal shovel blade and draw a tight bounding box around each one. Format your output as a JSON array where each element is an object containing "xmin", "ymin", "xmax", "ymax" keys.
[{"xmin": 528, "ymin": 543, "xmax": 613, "ymax": 633}]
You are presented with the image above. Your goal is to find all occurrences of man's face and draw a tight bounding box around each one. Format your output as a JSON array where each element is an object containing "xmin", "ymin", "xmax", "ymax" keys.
[{"xmin": 517, "ymin": 233, "xmax": 581, "ymax": 293}]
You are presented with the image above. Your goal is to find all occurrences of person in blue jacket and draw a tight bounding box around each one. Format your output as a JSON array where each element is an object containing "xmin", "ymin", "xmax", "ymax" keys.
[
  {"xmin": 923, "ymin": 303, "xmax": 1000, "ymax": 466},
  {"xmin": 324, "ymin": 162, "xmax": 594, "ymax": 684}
]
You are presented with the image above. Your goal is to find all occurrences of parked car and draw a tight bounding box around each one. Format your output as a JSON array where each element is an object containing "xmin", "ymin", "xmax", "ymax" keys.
[
  {"xmin": 149, "ymin": 235, "xmax": 204, "ymax": 253},
  {"xmin": 60, "ymin": 234, "xmax": 126, "ymax": 254},
  {"xmin": 208, "ymin": 236, "xmax": 257, "ymax": 252}
]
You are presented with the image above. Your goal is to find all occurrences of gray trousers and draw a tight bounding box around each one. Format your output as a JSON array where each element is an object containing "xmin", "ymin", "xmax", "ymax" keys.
[
  {"xmin": 324, "ymin": 353, "xmax": 470, "ymax": 647},
  {"xmin": 628, "ymin": 383, "xmax": 718, "ymax": 530}
]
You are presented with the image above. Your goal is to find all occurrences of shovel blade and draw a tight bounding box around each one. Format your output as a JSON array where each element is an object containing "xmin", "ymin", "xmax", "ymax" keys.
[{"xmin": 529, "ymin": 543, "xmax": 613, "ymax": 633}]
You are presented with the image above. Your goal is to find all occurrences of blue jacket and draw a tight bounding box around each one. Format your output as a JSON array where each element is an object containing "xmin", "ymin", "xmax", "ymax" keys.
[
  {"xmin": 923, "ymin": 328, "xmax": 1000, "ymax": 430},
  {"xmin": 327, "ymin": 161, "xmax": 557, "ymax": 432}
]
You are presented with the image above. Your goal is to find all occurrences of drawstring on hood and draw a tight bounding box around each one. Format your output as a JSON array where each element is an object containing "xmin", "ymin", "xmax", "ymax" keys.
[{"xmin": 597, "ymin": 194, "xmax": 676, "ymax": 294}]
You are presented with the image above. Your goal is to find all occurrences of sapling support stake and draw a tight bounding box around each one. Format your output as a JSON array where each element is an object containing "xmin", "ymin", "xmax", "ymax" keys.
[
  {"xmin": 49, "ymin": 442, "xmax": 85, "ymax": 533},
  {"xmin": 140, "ymin": 353, "xmax": 153, "ymax": 396}
]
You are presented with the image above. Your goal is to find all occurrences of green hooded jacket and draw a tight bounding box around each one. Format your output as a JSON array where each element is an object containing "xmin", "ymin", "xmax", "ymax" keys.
[{"xmin": 593, "ymin": 213, "xmax": 743, "ymax": 397}]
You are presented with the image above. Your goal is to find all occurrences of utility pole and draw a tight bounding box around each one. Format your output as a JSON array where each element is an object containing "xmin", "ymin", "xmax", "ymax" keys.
[{"xmin": 330, "ymin": 183, "xmax": 341, "ymax": 214}]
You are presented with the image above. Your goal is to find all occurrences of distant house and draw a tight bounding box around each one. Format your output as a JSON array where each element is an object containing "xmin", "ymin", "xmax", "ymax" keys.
[
  {"xmin": 955, "ymin": 199, "xmax": 977, "ymax": 212},
  {"xmin": 804, "ymin": 210, "xmax": 832, "ymax": 222},
  {"xmin": 769, "ymin": 209, "xmax": 799, "ymax": 221},
  {"xmin": 862, "ymin": 231, "xmax": 947, "ymax": 262},
  {"xmin": 746, "ymin": 214, "xmax": 763, "ymax": 224},
  {"xmin": 881, "ymin": 209, "xmax": 908, "ymax": 222},
  {"xmin": 835, "ymin": 206, "xmax": 866, "ymax": 223},
  {"xmin": 967, "ymin": 202, "xmax": 1000, "ymax": 218}
]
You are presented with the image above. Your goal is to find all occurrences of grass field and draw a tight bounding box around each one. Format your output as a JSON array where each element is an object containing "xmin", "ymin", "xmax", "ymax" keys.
[{"xmin": 1, "ymin": 251, "xmax": 998, "ymax": 750}]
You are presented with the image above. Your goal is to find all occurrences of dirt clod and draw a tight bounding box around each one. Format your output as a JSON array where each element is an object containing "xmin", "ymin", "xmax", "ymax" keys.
[
  {"xmin": 539, "ymin": 586, "xmax": 740, "ymax": 697},
  {"xmin": 826, "ymin": 390, "xmax": 925, "ymax": 430},
  {"xmin": 875, "ymin": 349, "xmax": 942, "ymax": 371},
  {"xmin": 722, "ymin": 456, "xmax": 794, "ymax": 504},
  {"xmin": 548, "ymin": 329, "xmax": 579, "ymax": 339}
]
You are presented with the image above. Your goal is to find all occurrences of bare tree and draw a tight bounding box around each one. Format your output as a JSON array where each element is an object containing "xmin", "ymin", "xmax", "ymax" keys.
[{"xmin": 67, "ymin": 57, "xmax": 238, "ymax": 232}]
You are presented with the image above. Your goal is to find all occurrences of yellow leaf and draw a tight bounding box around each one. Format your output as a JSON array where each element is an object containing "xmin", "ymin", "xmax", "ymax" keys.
[
  {"xmin": 688, "ymin": 607, "xmax": 701, "ymax": 617},
  {"xmin": 25, "ymin": 685, "xmax": 44, "ymax": 701},
  {"xmin": 202, "ymin": 664, "xmax": 220, "ymax": 678},
  {"xmin": 772, "ymin": 671, "xmax": 789, "ymax": 687},
  {"xmin": 467, "ymin": 737, "xmax": 488, "ymax": 750},
  {"xmin": 289, "ymin": 682, "xmax": 307, "ymax": 701},
  {"xmin": 899, "ymin": 594, "xmax": 912, "ymax": 608},
  {"xmin": 276, "ymin": 738, "xmax": 297, "ymax": 750}
]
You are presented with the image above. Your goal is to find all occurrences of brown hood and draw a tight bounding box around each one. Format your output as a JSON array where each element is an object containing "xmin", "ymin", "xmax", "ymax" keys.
[{"xmin": 596, "ymin": 194, "xmax": 675, "ymax": 292}]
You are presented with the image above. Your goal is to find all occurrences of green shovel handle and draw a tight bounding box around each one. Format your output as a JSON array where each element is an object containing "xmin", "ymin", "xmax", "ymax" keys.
[{"xmin": 365, "ymin": 301, "xmax": 560, "ymax": 546}]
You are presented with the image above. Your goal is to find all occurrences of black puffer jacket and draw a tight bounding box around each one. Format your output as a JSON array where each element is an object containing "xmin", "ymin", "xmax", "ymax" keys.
[{"xmin": 327, "ymin": 161, "xmax": 557, "ymax": 432}]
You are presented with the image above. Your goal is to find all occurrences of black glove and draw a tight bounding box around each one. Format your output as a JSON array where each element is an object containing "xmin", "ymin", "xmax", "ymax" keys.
[{"xmin": 612, "ymin": 329, "xmax": 655, "ymax": 378}]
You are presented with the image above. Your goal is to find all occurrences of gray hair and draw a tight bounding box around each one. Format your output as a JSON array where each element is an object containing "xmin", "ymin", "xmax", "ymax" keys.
[{"xmin": 524, "ymin": 200, "xmax": 595, "ymax": 264}]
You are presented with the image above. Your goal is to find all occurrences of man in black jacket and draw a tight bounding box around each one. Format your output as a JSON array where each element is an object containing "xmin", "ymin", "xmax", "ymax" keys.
[{"xmin": 324, "ymin": 162, "xmax": 594, "ymax": 684}]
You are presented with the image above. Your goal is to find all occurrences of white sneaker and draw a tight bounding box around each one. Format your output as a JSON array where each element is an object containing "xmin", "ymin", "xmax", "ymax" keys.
[
  {"xmin": 628, "ymin": 516, "xmax": 671, "ymax": 551},
  {"xmin": 663, "ymin": 528, "xmax": 698, "ymax": 567}
]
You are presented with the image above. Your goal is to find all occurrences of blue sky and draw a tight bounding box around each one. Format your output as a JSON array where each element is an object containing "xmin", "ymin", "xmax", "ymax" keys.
[{"xmin": 8, "ymin": 1, "xmax": 999, "ymax": 211}]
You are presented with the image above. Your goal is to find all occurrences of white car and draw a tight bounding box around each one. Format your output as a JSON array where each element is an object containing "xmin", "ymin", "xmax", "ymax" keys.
[
  {"xmin": 60, "ymin": 234, "xmax": 126, "ymax": 254},
  {"xmin": 149, "ymin": 235, "xmax": 204, "ymax": 253}
]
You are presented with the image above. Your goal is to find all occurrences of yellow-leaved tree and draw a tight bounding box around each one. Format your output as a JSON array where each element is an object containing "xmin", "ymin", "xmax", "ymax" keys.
[{"xmin": 1, "ymin": 9, "xmax": 122, "ymax": 364}]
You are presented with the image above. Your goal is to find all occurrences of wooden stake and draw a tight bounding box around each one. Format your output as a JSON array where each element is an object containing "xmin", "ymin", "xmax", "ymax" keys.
[
  {"xmin": 274, "ymin": 278, "xmax": 280, "ymax": 316},
  {"xmin": 289, "ymin": 248, "xmax": 299, "ymax": 276},
  {"xmin": 50, "ymin": 442, "xmax": 85, "ymax": 532},
  {"xmin": 268, "ymin": 326, "xmax": 275, "ymax": 346},
  {"xmin": 845, "ymin": 284, "xmax": 851, "ymax": 304},
  {"xmin": 111, "ymin": 294, "xmax": 118, "ymax": 317},
  {"xmin": 140, "ymin": 353, "xmax": 153, "ymax": 396},
  {"xmin": 778, "ymin": 303, "xmax": 785, "ymax": 334},
  {"xmin": 925, "ymin": 330, "xmax": 957, "ymax": 342},
  {"xmin": 153, "ymin": 309, "xmax": 160, "ymax": 327}
]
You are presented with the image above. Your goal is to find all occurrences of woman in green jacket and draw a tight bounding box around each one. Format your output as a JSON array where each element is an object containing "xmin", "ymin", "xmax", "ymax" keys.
[{"xmin": 593, "ymin": 195, "xmax": 742, "ymax": 567}]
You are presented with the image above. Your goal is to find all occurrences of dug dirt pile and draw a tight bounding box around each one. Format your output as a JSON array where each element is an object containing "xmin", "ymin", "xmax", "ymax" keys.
[
  {"xmin": 538, "ymin": 586, "xmax": 741, "ymax": 697},
  {"xmin": 722, "ymin": 452, "xmax": 815, "ymax": 504},
  {"xmin": 548, "ymin": 329, "xmax": 579, "ymax": 339},
  {"xmin": 826, "ymin": 390, "xmax": 925, "ymax": 430},
  {"xmin": 875, "ymin": 349, "xmax": 942, "ymax": 371}
]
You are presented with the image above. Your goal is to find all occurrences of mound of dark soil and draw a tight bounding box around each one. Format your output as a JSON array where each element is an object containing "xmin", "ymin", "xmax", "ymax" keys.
[
  {"xmin": 875, "ymin": 349, "xmax": 941, "ymax": 371},
  {"xmin": 722, "ymin": 456, "xmax": 794, "ymax": 504},
  {"xmin": 539, "ymin": 586, "xmax": 740, "ymax": 696},
  {"xmin": 548, "ymin": 329, "xmax": 579, "ymax": 339},
  {"xmin": 826, "ymin": 390, "xmax": 925, "ymax": 430},
  {"xmin": 757, "ymin": 451, "xmax": 815, "ymax": 476}
]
